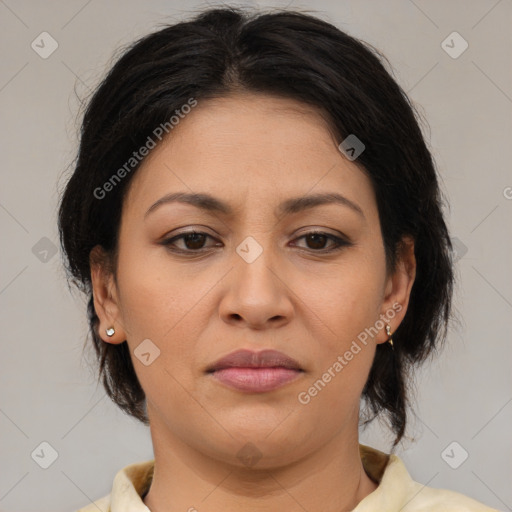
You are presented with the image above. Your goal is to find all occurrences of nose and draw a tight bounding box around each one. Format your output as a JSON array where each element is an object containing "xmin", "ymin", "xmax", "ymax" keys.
[{"xmin": 218, "ymin": 247, "xmax": 294, "ymax": 330}]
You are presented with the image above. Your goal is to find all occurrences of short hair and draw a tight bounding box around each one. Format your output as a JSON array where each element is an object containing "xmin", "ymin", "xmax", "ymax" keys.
[{"xmin": 58, "ymin": 5, "xmax": 454, "ymax": 449}]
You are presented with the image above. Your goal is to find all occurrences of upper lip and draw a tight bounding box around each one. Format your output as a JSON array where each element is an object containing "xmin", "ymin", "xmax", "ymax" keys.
[{"xmin": 206, "ymin": 349, "xmax": 303, "ymax": 373}]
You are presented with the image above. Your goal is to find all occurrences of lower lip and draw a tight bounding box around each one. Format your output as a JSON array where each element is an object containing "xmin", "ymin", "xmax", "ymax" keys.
[{"xmin": 209, "ymin": 367, "xmax": 303, "ymax": 392}]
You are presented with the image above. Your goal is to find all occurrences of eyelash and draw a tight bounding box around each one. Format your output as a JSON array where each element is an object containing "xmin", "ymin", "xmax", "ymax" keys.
[{"xmin": 160, "ymin": 230, "xmax": 351, "ymax": 255}]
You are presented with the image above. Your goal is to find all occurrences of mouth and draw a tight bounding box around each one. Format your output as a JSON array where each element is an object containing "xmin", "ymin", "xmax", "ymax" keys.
[
  {"xmin": 208, "ymin": 367, "xmax": 304, "ymax": 393},
  {"xmin": 205, "ymin": 349, "xmax": 304, "ymax": 393}
]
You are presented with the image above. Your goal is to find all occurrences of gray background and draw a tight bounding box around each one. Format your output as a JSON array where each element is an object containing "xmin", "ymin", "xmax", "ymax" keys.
[{"xmin": 0, "ymin": 1, "xmax": 510, "ymax": 511}]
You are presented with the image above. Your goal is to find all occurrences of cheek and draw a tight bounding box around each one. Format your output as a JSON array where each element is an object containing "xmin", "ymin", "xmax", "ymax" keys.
[
  {"xmin": 114, "ymin": 245, "xmax": 218, "ymax": 375},
  {"xmin": 115, "ymin": 237, "xmax": 194, "ymax": 334},
  {"xmin": 114, "ymin": 254, "xmax": 208, "ymax": 407},
  {"xmin": 290, "ymin": 251, "xmax": 384, "ymax": 402},
  {"xmin": 298, "ymin": 254, "xmax": 385, "ymax": 346}
]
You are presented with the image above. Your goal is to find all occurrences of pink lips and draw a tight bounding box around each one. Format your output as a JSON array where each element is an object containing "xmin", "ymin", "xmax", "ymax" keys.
[{"xmin": 206, "ymin": 349, "xmax": 304, "ymax": 393}]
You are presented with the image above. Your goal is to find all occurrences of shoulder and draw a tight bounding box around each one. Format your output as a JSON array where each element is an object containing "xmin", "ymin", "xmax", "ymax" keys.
[
  {"xmin": 401, "ymin": 482, "xmax": 501, "ymax": 511},
  {"xmin": 72, "ymin": 458, "xmax": 154, "ymax": 512},
  {"xmin": 386, "ymin": 453, "xmax": 501, "ymax": 512},
  {"xmin": 74, "ymin": 493, "xmax": 110, "ymax": 512},
  {"xmin": 358, "ymin": 445, "xmax": 501, "ymax": 512}
]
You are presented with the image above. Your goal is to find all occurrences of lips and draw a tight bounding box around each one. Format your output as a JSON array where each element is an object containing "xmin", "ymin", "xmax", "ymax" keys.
[
  {"xmin": 205, "ymin": 349, "xmax": 304, "ymax": 393},
  {"xmin": 206, "ymin": 349, "xmax": 303, "ymax": 373}
]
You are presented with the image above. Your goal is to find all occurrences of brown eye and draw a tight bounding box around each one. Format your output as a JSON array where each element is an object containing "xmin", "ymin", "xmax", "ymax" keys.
[
  {"xmin": 161, "ymin": 230, "xmax": 351, "ymax": 255},
  {"xmin": 161, "ymin": 231, "xmax": 220, "ymax": 253},
  {"xmin": 181, "ymin": 232, "xmax": 208, "ymax": 250},
  {"xmin": 292, "ymin": 231, "xmax": 351, "ymax": 253},
  {"xmin": 305, "ymin": 233, "xmax": 329, "ymax": 250}
]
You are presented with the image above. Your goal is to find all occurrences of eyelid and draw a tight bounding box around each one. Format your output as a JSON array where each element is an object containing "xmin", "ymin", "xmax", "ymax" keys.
[
  {"xmin": 160, "ymin": 228, "xmax": 352, "ymax": 254},
  {"xmin": 291, "ymin": 231, "xmax": 352, "ymax": 252}
]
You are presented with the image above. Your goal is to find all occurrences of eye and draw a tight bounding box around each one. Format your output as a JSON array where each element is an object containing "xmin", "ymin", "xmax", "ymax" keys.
[
  {"xmin": 160, "ymin": 229, "xmax": 351, "ymax": 255},
  {"xmin": 161, "ymin": 231, "xmax": 220, "ymax": 253},
  {"xmin": 291, "ymin": 231, "xmax": 351, "ymax": 253}
]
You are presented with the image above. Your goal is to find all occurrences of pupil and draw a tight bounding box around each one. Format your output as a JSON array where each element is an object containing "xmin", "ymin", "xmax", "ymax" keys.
[
  {"xmin": 307, "ymin": 234, "xmax": 326, "ymax": 249},
  {"xmin": 185, "ymin": 233, "xmax": 205, "ymax": 249}
]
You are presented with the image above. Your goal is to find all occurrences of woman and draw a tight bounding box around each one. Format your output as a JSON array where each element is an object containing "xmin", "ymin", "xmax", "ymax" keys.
[{"xmin": 58, "ymin": 6, "xmax": 500, "ymax": 511}]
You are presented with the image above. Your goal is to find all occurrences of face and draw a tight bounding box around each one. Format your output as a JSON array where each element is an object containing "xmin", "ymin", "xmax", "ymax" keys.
[{"xmin": 91, "ymin": 92, "xmax": 415, "ymax": 468}]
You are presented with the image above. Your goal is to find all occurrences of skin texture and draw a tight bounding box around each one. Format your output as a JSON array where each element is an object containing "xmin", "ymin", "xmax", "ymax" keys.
[{"xmin": 90, "ymin": 92, "xmax": 416, "ymax": 512}]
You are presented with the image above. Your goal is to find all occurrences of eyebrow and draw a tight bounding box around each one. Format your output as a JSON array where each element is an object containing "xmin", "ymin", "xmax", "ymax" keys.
[{"xmin": 144, "ymin": 191, "xmax": 365, "ymax": 219}]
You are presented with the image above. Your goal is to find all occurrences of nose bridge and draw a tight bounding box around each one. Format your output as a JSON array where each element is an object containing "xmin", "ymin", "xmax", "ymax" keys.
[
  {"xmin": 219, "ymin": 231, "xmax": 293, "ymax": 328},
  {"xmin": 234, "ymin": 232, "xmax": 281, "ymax": 296},
  {"xmin": 230, "ymin": 198, "xmax": 280, "ymax": 270}
]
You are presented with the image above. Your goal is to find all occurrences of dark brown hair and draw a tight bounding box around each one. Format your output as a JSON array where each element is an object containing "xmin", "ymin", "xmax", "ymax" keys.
[{"xmin": 58, "ymin": 5, "xmax": 454, "ymax": 449}]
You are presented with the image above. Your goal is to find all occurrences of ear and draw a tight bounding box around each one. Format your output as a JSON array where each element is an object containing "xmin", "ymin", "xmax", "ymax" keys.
[
  {"xmin": 89, "ymin": 245, "xmax": 126, "ymax": 344},
  {"xmin": 375, "ymin": 236, "xmax": 416, "ymax": 344}
]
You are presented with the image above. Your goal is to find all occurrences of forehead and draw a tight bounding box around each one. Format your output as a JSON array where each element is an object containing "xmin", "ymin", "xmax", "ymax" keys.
[{"xmin": 123, "ymin": 93, "xmax": 377, "ymax": 220}]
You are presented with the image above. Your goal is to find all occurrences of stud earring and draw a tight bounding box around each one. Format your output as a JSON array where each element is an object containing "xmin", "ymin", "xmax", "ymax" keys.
[
  {"xmin": 106, "ymin": 327, "xmax": 115, "ymax": 337},
  {"xmin": 385, "ymin": 324, "xmax": 394, "ymax": 349}
]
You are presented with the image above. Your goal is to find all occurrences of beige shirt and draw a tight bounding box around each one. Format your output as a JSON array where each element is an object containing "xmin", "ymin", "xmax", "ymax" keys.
[{"xmin": 76, "ymin": 443, "xmax": 500, "ymax": 511}]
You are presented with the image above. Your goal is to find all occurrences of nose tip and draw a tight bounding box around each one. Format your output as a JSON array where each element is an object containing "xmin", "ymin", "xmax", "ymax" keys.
[{"xmin": 228, "ymin": 312, "xmax": 287, "ymax": 328}]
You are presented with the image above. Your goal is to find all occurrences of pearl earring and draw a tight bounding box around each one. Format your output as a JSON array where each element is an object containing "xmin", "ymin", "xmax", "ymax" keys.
[{"xmin": 106, "ymin": 327, "xmax": 115, "ymax": 337}]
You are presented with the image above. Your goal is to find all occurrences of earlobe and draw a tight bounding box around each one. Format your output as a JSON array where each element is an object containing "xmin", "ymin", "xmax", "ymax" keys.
[
  {"xmin": 377, "ymin": 237, "xmax": 417, "ymax": 344},
  {"xmin": 89, "ymin": 245, "xmax": 126, "ymax": 344}
]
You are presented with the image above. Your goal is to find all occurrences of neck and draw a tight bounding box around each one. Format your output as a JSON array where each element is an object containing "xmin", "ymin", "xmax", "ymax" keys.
[{"xmin": 143, "ymin": 418, "xmax": 378, "ymax": 512}]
